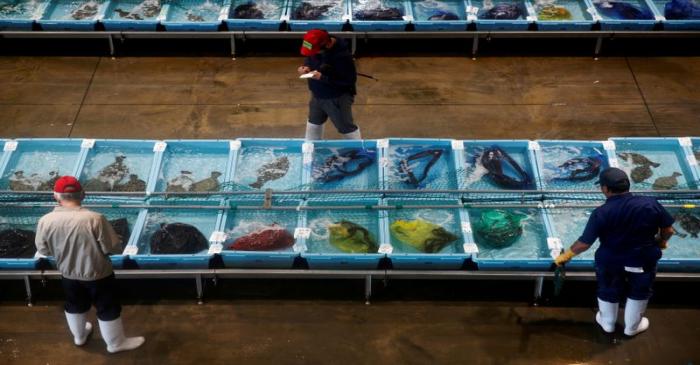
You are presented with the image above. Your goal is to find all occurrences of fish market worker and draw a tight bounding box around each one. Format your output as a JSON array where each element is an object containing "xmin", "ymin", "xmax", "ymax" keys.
[
  {"xmin": 554, "ymin": 167, "xmax": 674, "ymax": 337},
  {"xmin": 35, "ymin": 176, "xmax": 145, "ymax": 353},
  {"xmin": 298, "ymin": 29, "xmax": 360, "ymax": 140}
]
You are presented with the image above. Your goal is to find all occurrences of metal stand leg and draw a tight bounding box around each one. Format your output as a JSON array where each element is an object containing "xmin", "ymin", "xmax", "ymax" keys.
[
  {"xmin": 533, "ymin": 276, "xmax": 544, "ymax": 306},
  {"xmin": 195, "ymin": 274, "xmax": 203, "ymax": 305},
  {"xmin": 351, "ymin": 35, "xmax": 357, "ymax": 56},
  {"xmin": 24, "ymin": 276, "xmax": 33, "ymax": 307},
  {"xmin": 108, "ymin": 35, "xmax": 115, "ymax": 58},
  {"xmin": 471, "ymin": 35, "xmax": 479, "ymax": 60},
  {"xmin": 594, "ymin": 37, "xmax": 602, "ymax": 60},
  {"xmin": 364, "ymin": 275, "xmax": 372, "ymax": 305},
  {"xmin": 230, "ymin": 35, "xmax": 236, "ymax": 60}
]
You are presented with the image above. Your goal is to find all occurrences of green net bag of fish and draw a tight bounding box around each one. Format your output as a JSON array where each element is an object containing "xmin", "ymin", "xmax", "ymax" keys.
[
  {"xmin": 390, "ymin": 219, "xmax": 459, "ymax": 253},
  {"xmin": 473, "ymin": 210, "xmax": 526, "ymax": 248},
  {"xmin": 328, "ymin": 220, "xmax": 378, "ymax": 254}
]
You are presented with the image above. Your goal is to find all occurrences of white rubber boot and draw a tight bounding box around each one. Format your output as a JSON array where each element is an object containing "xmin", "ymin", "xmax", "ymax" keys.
[
  {"xmin": 595, "ymin": 299, "xmax": 619, "ymax": 333},
  {"xmin": 341, "ymin": 128, "xmax": 361, "ymax": 140},
  {"xmin": 624, "ymin": 298, "xmax": 650, "ymax": 336},
  {"xmin": 98, "ymin": 317, "xmax": 145, "ymax": 353},
  {"xmin": 65, "ymin": 311, "xmax": 93, "ymax": 346},
  {"xmin": 305, "ymin": 121, "xmax": 324, "ymax": 140}
]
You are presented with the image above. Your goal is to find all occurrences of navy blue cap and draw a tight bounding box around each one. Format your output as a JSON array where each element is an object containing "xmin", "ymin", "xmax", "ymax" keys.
[{"xmin": 596, "ymin": 167, "xmax": 630, "ymax": 190}]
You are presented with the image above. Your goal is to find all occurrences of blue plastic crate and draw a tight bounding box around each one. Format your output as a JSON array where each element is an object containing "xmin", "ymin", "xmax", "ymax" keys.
[
  {"xmin": 468, "ymin": 202, "xmax": 558, "ymax": 270},
  {"xmin": 533, "ymin": 139, "xmax": 611, "ymax": 192},
  {"xmin": 160, "ymin": 0, "xmax": 228, "ymax": 30},
  {"xmin": 0, "ymin": 139, "xmax": 84, "ymax": 192},
  {"xmin": 0, "ymin": 0, "xmax": 47, "ymax": 30},
  {"xmin": 608, "ymin": 137, "xmax": 699, "ymax": 191},
  {"xmin": 37, "ymin": 0, "xmax": 109, "ymax": 30},
  {"xmin": 593, "ymin": 0, "xmax": 657, "ymax": 30},
  {"xmin": 527, "ymin": 0, "xmax": 597, "ymax": 30},
  {"xmin": 649, "ymin": 0, "xmax": 700, "ymax": 29},
  {"xmin": 544, "ymin": 202, "xmax": 598, "ymax": 269},
  {"xmin": 74, "ymin": 139, "xmax": 161, "ymax": 195},
  {"xmin": 658, "ymin": 202, "xmax": 700, "ymax": 271},
  {"xmin": 154, "ymin": 139, "xmax": 234, "ymax": 193},
  {"xmin": 218, "ymin": 199, "xmax": 302, "ymax": 268},
  {"xmin": 407, "ymin": 0, "xmax": 469, "ymax": 30},
  {"xmin": 689, "ymin": 137, "xmax": 700, "ymax": 180},
  {"xmin": 124, "ymin": 199, "xmax": 224, "ymax": 268},
  {"xmin": 101, "ymin": 0, "xmax": 164, "ymax": 30},
  {"xmin": 300, "ymin": 199, "xmax": 385, "ymax": 269},
  {"xmin": 348, "ymin": 0, "xmax": 409, "ymax": 31},
  {"xmin": 385, "ymin": 198, "xmax": 472, "ymax": 270},
  {"xmin": 229, "ymin": 138, "xmax": 307, "ymax": 194},
  {"xmin": 225, "ymin": 0, "xmax": 286, "ymax": 30},
  {"xmin": 0, "ymin": 206, "xmax": 52, "ymax": 270},
  {"xmin": 468, "ymin": 0, "xmax": 534, "ymax": 30},
  {"xmin": 287, "ymin": 0, "xmax": 348, "ymax": 30}
]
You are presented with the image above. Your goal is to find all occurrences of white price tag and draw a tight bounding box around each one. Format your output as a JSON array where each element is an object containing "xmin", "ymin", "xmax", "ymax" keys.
[
  {"xmin": 526, "ymin": 15, "xmax": 537, "ymax": 22},
  {"xmin": 3, "ymin": 140, "xmax": 17, "ymax": 152},
  {"xmin": 687, "ymin": 154, "xmax": 698, "ymax": 166},
  {"xmin": 602, "ymin": 140, "xmax": 615, "ymax": 150},
  {"xmin": 229, "ymin": 140, "xmax": 241, "ymax": 150},
  {"xmin": 451, "ymin": 140, "xmax": 464, "ymax": 150},
  {"xmin": 294, "ymin": 227, "xmax": 311, "ymax": 239},
  {"xmin": 293, "ymin": 242, "xmax": 307, "ymax": 253},
  {"xmin": 466, "ymin": 5, "xmax": 479, "ymax": 15},
  {"xmin": 654, "ymin": 15, "xmax": 665, "ymax": 21},
  {"xmin": 34, "ymin": 251, "xmax": 47, "ymax": 259},
  {"xmin": 280, "ymin": 14, "xmax": 290, "ymax": 22},
  {"xmin": 402, "ymin": 15, "xmax": 413, "ymax": 22},
  {"xmin": 547, "ymin": 237, "xmax": 562, "ymax": 250},
  {"xmin": 123, "ymin": 246, "xmax": 138, "ymax": 256},
  {"xmin": 467, "ymin": 14, "xmax": 478, "ymax": 21},
  {"xmin": 302, "ymin": 142, "xmax": 314, "ymax": 154},
  {"xmin": 207, "ymin": 243, "xmax": 223, "ymax": 255},
  {"xmin": 378, "ymin": 243, "xmax": 393, "ymax": 254},
  {"xmin": 377, "ymin": 139, "xmax": 389, "ymax": 149},
  {"xmin": 550, "ymin": 248, "xmax": 561, "ymax": 260},
  {"xmin": 218, "ymin": 6, "xmax": 229, "ymax": 21},
  {"xmin": 209, "ymin": 231, "xmax": 227, "ymax": 243},
  {"xmin": 303, "ymin": 154, "xmax": 313, "ymax": 165},
  {"xmin": 461, "ymin": 222, "xmax": 472, "ymax": 233},
  {"xmin": 342, "ymin": 14, "xmax": 351, "ymax": 21},
  {"xmin": 609, "ymin": 158, "xmax": 620, "ymax": 168},
  {"xmin": 678, "ymin": 137, "xmax": 692, "ymax": 147},
  {"xmin": 81, "ymin": 139, "xmax": 95, "ymax": 149},
  {"xmin": 463, "ymin": 243, "xmax": 479, "ymax": 254},
  {"xmin": 528, "ymin": 141, "xmax": 540, "ymax": 151},
  {"xmin": 153, "ymin": 141, "xmax": 167, "ymax": 152}
]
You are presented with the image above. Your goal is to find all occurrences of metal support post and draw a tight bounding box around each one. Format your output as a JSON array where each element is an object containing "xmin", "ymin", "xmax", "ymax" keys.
[
  {"xmin": 471, "ymin": 34, "xmax": 479, "ymax": 59},
  {"xmin": 230, "ymin": 34, "xmax": 236, "ymax": 59},
  {"xmin": 533, "ymin": 276, "xmax": 544, "ymax": 305},
  {"xmin": 594, "ymin": 36, "xmax": 603, "ymax": 59},
  {"xmin": 24, "ymin": 276, "xmax": 33, "ymax": 307},
  {"xmin": 351, "ymin": 35, "xmax": 357, "ymax": 56},
  {"xmin": 108, "ymin": 34, "xmax": 115, "ymax": 57},
  {"xmin": 195, "ymin": 274, "xmax": 203, "ymax": 305},
  {"xmin": 364, "ymin": 274, "xmax": 372, "ymax": 305}
]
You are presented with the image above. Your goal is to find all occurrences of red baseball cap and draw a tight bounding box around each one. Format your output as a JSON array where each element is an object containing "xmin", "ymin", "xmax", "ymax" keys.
[
  {"xmin": 54, "ymin": 176, "xmax": 83, "ymax": 193},
  {"xmin": 300, "ymin": 29, "xmax": 330, "ymax": 57}
]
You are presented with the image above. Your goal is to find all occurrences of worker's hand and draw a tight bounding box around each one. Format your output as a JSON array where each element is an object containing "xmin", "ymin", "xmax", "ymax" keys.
[
  {"xmin": 297, "ymin": 66, "xmax": 311, "ymax": 75},
  {"xmin": 311, "ymin": 71, "xmax": 322, "ymax": 80},
  {"xmin": 554, "ymin": 249, "xmax": 576, "ymax": 267}
]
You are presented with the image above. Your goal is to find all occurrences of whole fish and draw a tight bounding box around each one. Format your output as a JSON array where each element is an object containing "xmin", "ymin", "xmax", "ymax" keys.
[
  {"xmin": 71, "ymin": 1, "xmax": 99, "ymax": 20},
  {"xmin": 594, "ymin": 1, "xmax": 653, "ymax": 19},
  {"xmin": 38, "ymin": 171, "xmax": 60, "ymax": 191},
  {"xmin": 113, "ymin": 174, "xmax": 146, "ymax": 192},
  {"xmin": 149, "ymin": 222, "xmax": 209, "ymax": 254},
  {"xmin": 617, "ymin": 152, "xmax": 660, "ymax": 167},
  {"xmin": 631, "ymin": 165, "xmax": 653, "ymax": 183},
  {"xmin": 228, "ymin": 223, "xmax": 295, "ymax": 251},
  {"xmin": 231, "ymin": 2, "xmax": 264, "ymax": 18},
  {"xmin": 398, "ymin": 149, "xmax": 443, "ymax": 188},
  {"xmin": 167, "ymin": 170, "xmax": 195, "ymax": 192},
  {"xmin": 537, "ymin": 5, "xmax": 572, "ymax": 20},
  {"xmin": 97, "ymin": 155, "xmax": 129, "ymax": 190},
  {"xmin": 354, "ymin": 7, "xmax": 403, "ymax": 20},
  {"xmin": 0, "ymin": 228, "xmax": 36, "ymax": 258},
  {"xmin": 191, "ymin": 171, "xmax": 222, "ymax": 192},
  {"xmin": 313, "ymin": 148, "xmax": 376, "ymax": 183},
  {"xmin": 428, "ymin": 10, "xmax": 459, "ymax": 20},
  {"xmin": 652, "ymin": 172, "xmax": 682, "ymax": 190},
  {"xmin": 109, "ymin": 218, "xmax": 130, "ymax": 251},
  {"xmin": 675, "ymin": 212, "xmax": 700, "ymax": 238},
  {"xmin": 114, "ymin": 8, "xmax": 143, "ymax": 19},
  {"xmin": 550, "ymin": 155, "xmax": 603, "ymax": 181},
  {"xmin": 481, "ymin": 146, "xmax": 531, "ymax": 189},
  {"xmin": 293, "ymin": 2, "xmax": 332, "ymax": 20},
  {"xmin": 479, "ymin": 3, "xmax": 523, "ymax": 19},
  {"xmin": 328, "ymin": 220, "xmax": 378, "ymax": 253},
  {"xmin": 187, "ymin": 13, "xmax": 205, "ymax": 21},
  {"xmin": 249, "ymin": 156, "xmax": 290, "ymax": 189},
  {"xmin": 9, "ymin": 171, "xmax": 35, "ymax": 191},
  {"xmin": 390, "ymin": 219, "xmax": 458, "ymax": 253},
  {"xmin": 664, "ymin": 0, "xmax": 700, "ymax": 19}
]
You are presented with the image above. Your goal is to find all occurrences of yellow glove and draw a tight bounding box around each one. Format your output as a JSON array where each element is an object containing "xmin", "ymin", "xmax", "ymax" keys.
[
  {"xmin": 658, "ymin": 240, "xmax": 668, "ymax": 250},
  {"xmin": 554, "ymin": 249, "xmax": 576, "ymax": 266}
]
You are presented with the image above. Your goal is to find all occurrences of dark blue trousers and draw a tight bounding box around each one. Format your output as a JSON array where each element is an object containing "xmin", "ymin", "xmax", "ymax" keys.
[
  {"xmin": 62, "ymin": 273, "xmax": 121, "ymax": 321},
  {"xmin": 595, "ymin": 265, "xmax": 657, "ymax": 303}
]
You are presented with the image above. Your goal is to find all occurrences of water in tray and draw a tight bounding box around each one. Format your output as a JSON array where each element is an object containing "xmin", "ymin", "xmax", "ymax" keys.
[
  {"xmin": 291, "ymin": 0, "xmax": 345, "ymax": 20},
  {"xmin": 472, "ymin": 0, "xmax": 527, "ymax": 20},
  {"xmin": 411, "ymin": 0, "xmax": 465, "ymax": 21},
  {"xmin": 654, "ymin": 0, "xmax": 700, "ymax": 20},
  {"xmin": 388, "ymin": 206, "xmax": 463, "ymax": 254},
  {"xmin": 592, "ymin": 0, "xmax": 653, "ymax": 20},
  {"xmin": 539, "ymin": 145, "xmax": 608, "ymax": 190},
  {"xmin": 311, "ymin": 146, "xmax": 378, "ymax": 190},
  {"xmin": 306, "ymin": 208, "xmax": 379, "ymax": 254},
  {"xmin": 43, "ymin": 0, "xmax": 105, "ymax": 21},
  {"xmin": 229, "ymin": 0, "xmax": 283, "ymax": 19},
  {"xmin": 469, "ymin": 207, "xmax": 549, "ymax": 260},
  {"xmin": 157, "ymin": 146, "xmax": 228, "ymax": 192},
  {"xmin": 2, "ymin": 145, "xmax": 80, "ymax": 191},
  {"xmin": 0, "ymin": 207, "xmax": 51, "ymax": 259},
  {"xmin": 665, "ymin": 208, "xmax": 700, "ymax": 259},
  {"xmin": 387, "ymin": 144, "xmax": 456, "ymax": 190},
  {"xmin": 614, "ymin": 142, "xmax": 696, "ymax": 190},
  {"xmin": 462, "ymin": 144, "xmax": 535, "ymax": 190},
  {"xmin": 137, "ymin": 209, "xmax": 217, "ymax": 254},
  {"xmin": 80, "ymin": 145, "xmax": 153, "ymax": 192},
  {"xmin": 0, "ymin": 0, "xmax": 44, "ymax": 19},
  {"xmin": 92, "ymin": 207, "xmax": 140, "ymax": 251},
  {"xmin": 352, "ymin": 0, "xmax": 405, "ymax": 20},
  {"xmin": 533, "ymin": 0, "xmax": 592, "ymax": 21},
  {"xmin": 166, "ymin": 0, "xmax": 222, "ymax": 22},
  {"xmin": 222, "ymin": 208, "xmax": 298, "ymax": 251},
  {"xmin": 233, "ymin": 146, "xmax": 301, "ymax": 190},
  {"xmin": 548, "ymin": 208, "xmax": 598, "ymax": 260},
  {"xmin": 106, "ymin": 0, "xmax": 161, "ymax": 20}
]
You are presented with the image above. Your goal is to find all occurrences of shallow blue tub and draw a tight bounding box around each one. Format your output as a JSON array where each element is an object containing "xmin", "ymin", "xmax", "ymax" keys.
[
  {"xmin": 225, "ymin": 0, "xmax": 286, "ymax": 30},
  {"xmin": 608, "ymin": 137, "xmax": 699, "ymax": 191},
  {"xmin": 0, "ymin": 0, "xmax": 47, "ymax": 30},
  {"xmin": 124, "ymin": 200, "xmax": 223, "ymax": 268},
  {"xmin": 0, "ymin": 139, "xmax": 83, "ymax": 192},
  {"xmin": 154, "ymin": 139, "xmax": 234, "ymax": 193},
  {"xmin": 534, "ymin": 139, "xmax": 610, "ymax": 192},
  {"xmin": 348, "ymin": 0, "xmax": 410, "ymax": 31},
  {"xmin": 386, "ymin": 198, "xmax": 472, "ymax": 270},
  {"xmin": 218, "ymin": 199, "xmax": 303, "ymax": 268},
  {"xmin": 407, "ymin": 0, "xmax": 470, "ymax": 31},
  {"xmin": 229, "ymin": 138, "xmax": 307, "ymax": 193},
  {"xmin": 160, "ymin": 0, "xmax": 228, "ymax": 31},
  {"xmin": 649, "ymin": 0, "xmax": 700, "ymax": 29},
  {"xmin": 287, "ymin": 0, "xmax": 348, "ymax": 31},
  {"xmin": 686, "ymin": 137, "xmax": 700, "ymax": 179},
  {"xmin": 659, "ymin": 204, "xmax": 700, "ymax": 271},
  {"xmin": 75, "ymin": 139, "xmax": 161, "ymax": 194},
  {"xmin": 468, "ymin": 0, "xmax": 534, "ymax": 30},
  {"xmin": 527, "ymin": 0, "xmax": 598, "ymax": 30},
  {"xmin": 593, "ymin": 0, "xmax": 657, "ymax": 30},
  {"xmin": 545, "ymin": 202, "xmax": 599, "ymax": 270},
  {"xmin": 0, "ymin": 206, "xmax": 52, "ymax": 270},
  {"xmin": 37, "ymin": 0, "xmax": 109, "ymax": 30},
  {"xmin": 300, "ymin": 199, "xmax": 385, "ymax": 269},
  {"xmin": 101, "ymin": 0, "xmax": 164, "ymax": 30}
]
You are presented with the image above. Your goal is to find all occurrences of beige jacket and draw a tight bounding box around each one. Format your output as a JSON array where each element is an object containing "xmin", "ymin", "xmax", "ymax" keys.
[{"xmin": 35, "ymin": 206, "xmax": 122, "ymax": 281}]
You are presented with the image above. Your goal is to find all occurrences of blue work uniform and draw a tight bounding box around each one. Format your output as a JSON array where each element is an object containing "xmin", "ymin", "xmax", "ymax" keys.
[{"xmin": 578, "ymin": 193, "xmax": 674, "ymax": 303}]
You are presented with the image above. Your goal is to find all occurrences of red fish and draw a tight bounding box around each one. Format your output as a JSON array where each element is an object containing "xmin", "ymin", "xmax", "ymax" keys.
[{"xmin": 227, "ymin": 224, "xmax": 295, "ymax": 251}]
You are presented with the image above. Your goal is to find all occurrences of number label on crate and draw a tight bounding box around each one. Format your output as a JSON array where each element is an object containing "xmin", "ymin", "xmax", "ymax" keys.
[
  {"xmin": 280, "ymin": 14, "xmax": 290, "ymax": 22},
  {"xmin": 451, "ymin": 140, "xmax": 464, "ymax": 150},
  {"xmin": 377, "ymin": 139, "xmax": 389, "ymax": 149},
  {"xmin": 547, "ymin": 237, "xmax": 562, "ymax": 251},
  {"xmin": 153, "ymin": 141, "xmax": 167, "ymax": 152},
  {"xmin": 526, "ymin": 15, "xmax": 537, "ymax": 22},
  {"xmin": 293, "ymin": 242, "xmax": 307, "ymax": 253},
  {"xmin": 123, "ymin": 246, "xmax": 138, "ymax": 256},
  {"xmin": 655, "ymin": 15, "xmax": 666, "ymax": 21},
  {"xmin": 81, "ymin": 139, "xmax": 95, "ymax": 149},
  {"xmin": 229, "ymin": 140, "xmax": 241, "ymax": 150},
  {"xmin": 294, "ymin": 227, "xmax": 311, "ymax": 239},
  {"xmin": 688, "ymin": 154, "xmax": 698, "ymax": 166},
  {"xmin": 549, "ymin": 248, "xmax": 561, "ymax": 260},
  {"xmin": 378, "ymin": 243, "xmax": 393, "ymax": 254},
  {"xmin": 528, "ymin": 141, "xmax": 540, "ymax": 151},
  {"xmin": 466, "ymin": 5, "xmax": 479, "ymax": 15},
  {"xmin": 602, "ymin": 140, "xmax": 615, "ymax": 150},
  {"xmin": 3, "ymin": 140, "xmax": 17, "ymax": 152},
  {"xmin": 461, "ymin": 222, "xmax": 472, "ymax": 233},
  {"xmin": 463, "ymin": 243, "xmax": 479, "ymax": 254},
  {"xmin": 609, "ymin": 158, "xmax": 620, "ymax": 168},
  {"xmin": 678, "ymin": 137, "xmax": 692, "ymax": 147},
  {"xmin": 208, "ymin": 243, "xmax": 223, "ymax": 255},
  {"xmin": 302, "ymin": 142, "xmax": 314, "ymax": 154},
  {"xmin": 402, "ymin": 15, "xmax": 413, "ymax": 22},
  {"xmin": 209, "ymin": 231, "xmax": 227, "ymax": 243},
  {"xmin": 218, "ymin": 6, "xmax": 228, "ymax": 21}
]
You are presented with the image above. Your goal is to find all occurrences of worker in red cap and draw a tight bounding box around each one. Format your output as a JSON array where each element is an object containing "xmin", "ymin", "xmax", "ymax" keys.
[
  {"xmin": 297, "ymin": 29, "xmax": 360, "ymax": 140},
  {"xmin": 35, "ymin": 176, "xmax": 144, "ymax": 353}
]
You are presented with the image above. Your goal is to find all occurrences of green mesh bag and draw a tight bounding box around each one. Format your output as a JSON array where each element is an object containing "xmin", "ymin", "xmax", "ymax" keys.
[{"xmin": 474, "ymin": 209, "xmax": 526, "ymax": 248}]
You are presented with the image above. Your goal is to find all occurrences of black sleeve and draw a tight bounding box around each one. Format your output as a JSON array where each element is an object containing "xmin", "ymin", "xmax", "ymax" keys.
[{"xmin": 320, "ymin": 55, "xmax": 356, "ymax": 89}]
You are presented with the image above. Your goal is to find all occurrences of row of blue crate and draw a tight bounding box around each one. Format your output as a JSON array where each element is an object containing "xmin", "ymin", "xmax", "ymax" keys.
[
  {"xmin": 1, "ymin": 0, "xmax": 698, "ymax": 32},
  {"xmin": 1, "ymin": 137, "xmax": 700, "ymax": 194}
]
